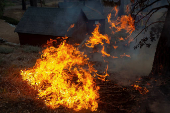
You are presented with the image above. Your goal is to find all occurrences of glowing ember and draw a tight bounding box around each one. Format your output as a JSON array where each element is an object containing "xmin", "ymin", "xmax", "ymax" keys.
[
  {"xmin": 85, "ymin": 24, "xmax": 110, "ymax": 48},
  {"xmin": 67, "ymin": 24, "xmax": 75, "ymax": 32},
  {"xmin": 128, "ymin": 36, "xmax": 134, "ymax": 44},
  {"xmin": 113, "ymin": 45, "xmax": 118, "ymax": 49},
  {"xmin": 21, "ymin": 39, "xmax": 101, "ymax": 111},
  {"xmin": 119, "ymin": 37, "xmax": 125, "ymax": 41},
  {"xmin": 125, "ymin": 4, "xmax": 131, "ymax": 14},
  {"xmin": 97, "ymin": 65, "xmax": 109, "ymax": 81},
  {"xmin": 132, "ymin": 84, "xmax": 149, "ymax": 95},
  {"xmin": 120, "ymin": 53, "xmax": 131, "ymax": 58}
]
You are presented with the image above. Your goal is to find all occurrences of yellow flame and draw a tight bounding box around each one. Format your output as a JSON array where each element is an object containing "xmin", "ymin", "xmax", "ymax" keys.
[
  {"xmin": 85, "ymin": 24, "xmax": 110, "ymax": 48},
  {"xmin": 21, "ymin": 39, "xmax": 101, "ymax": 111}
]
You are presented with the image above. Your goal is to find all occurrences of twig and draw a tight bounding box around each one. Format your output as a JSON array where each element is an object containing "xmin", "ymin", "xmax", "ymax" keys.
[
  {"xmin": 133, "ymin": 21, "xmax": 165, "ymax": 40},
  {"xmin": 133, "ymin": 0, "xmax": 162, "ymax": 20}
]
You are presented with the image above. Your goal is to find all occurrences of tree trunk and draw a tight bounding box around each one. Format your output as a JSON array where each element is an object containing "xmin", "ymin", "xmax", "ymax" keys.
[
  {"xmin": 30, "ymin": 0, "xmax": 37, "ymax": 7},
  {"xmin": 22, "ymin": 0, "xmax": 26, "ymax": 10},
  {"xmin": 150, "ymin": 6, "xmax": 170, "ymax": 99}
]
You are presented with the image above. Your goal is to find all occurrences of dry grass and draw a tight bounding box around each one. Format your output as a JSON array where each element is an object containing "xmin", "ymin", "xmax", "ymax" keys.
[{"xmin": 0, "ymin": 44, "xmax": 139, "ymax": 113}]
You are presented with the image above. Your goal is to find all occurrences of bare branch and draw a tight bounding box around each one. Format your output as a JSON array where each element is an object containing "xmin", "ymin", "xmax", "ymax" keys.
[
  {"xmin": 144, "ymin": 9, "xmax": 159, "ymax": 28},
  {"xmin": 133, "ymin": 21, "xmax": 165, "ymax": 40},
  {"xmin": 134, "ymin": 5, "xmax": 169, "ymax": 25},
  {"xmin": 133, "ymin": 0, "xmax": 162, "ymax": 20}
]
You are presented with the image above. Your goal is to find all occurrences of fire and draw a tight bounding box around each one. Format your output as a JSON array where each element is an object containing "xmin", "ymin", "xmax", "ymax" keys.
[
  {"xmin": 113, "ymin": 45, "xmax": 118, "ymax": 49},
  {"xmin": 21, "ymin": 39, "xmax": 101, "ymax": 111},
  {"xmin": 128, "ymin": 36, "xmax": 134, "ymax": 44},
  {"xmin": 101, "ymin": 46, "xmax": 110, "ymax": 57},
  {"xmin": 110, "ymin": 6, "xmax": 118, "ymax": 17},
  {"xmin": 132, "ymin": 84, "xmax": 149, "ymax": 95},
  {"xmin": 119, "ymin": 37, "xmax": 125, "ymax": 41},
  {"xmin": 67, "ymin": 24, "xmax": 75, "ymax": 32},
  {"xmin": 107, "ymin": 13, "xmax": 135, "ymax": 36},
  {"xmin": 85, "ymin": 24, "xmax": 110, "ymax": 48},
  {"xmin": 120, "ymin": 53, "xmax": 131, "ymax": 58},
  {"xmin": 97, "ymin": 65, "xmax": 109, "ymax": 81},
  {"xmin": 125, "ymin": 4, "xmax": 131, "ymax": 14}
]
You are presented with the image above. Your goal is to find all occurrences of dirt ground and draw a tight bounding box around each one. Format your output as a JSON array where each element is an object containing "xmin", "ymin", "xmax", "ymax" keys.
[{"xmin": 0, "ymin": 19, "xmax": 20, "ymax": 44}]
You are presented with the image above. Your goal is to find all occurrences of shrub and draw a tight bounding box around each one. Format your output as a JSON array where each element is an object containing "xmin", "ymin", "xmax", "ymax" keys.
[
  {"xmin": 0, "ymin": 16, "xmax": 19, "ymax": 25},
  {"xmin": 0, "ymin": 0, "xmax": 5, "ymax": 18},
  {"xmin": 0, "ymin": 46, "xmax": 13, "ymax": 54},
  {"xmin": 22, "ymin": 45, "xmax": 41, "ymax": 53}
]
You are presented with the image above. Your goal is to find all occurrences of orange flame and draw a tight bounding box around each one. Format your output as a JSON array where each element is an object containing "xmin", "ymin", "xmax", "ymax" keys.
[
  {"xmin": 113, "ymin": 46, "xmax": 118, "ymax": 49},
  {"xmin": 128, "ymin": 37, "xmax": 134, "ymax": 44},
  {"xmin": 125, "ymin": 4, "xmax": 131, "ymax": 14},
  {"xmin": 132, "ymin": 85, "xmax": 149, "ymax": 95},
  {"xmin": 101, "ymin": 46, "xmax": 110, "ymax": 57},
  {"xmin": 107, "ymin": 13, "xmax": 135, "ymax": 36},
  {"xmin": 119, "ymin": 37, "xmax": 125, "ymax": 41},
  {"xmin": 112, "ymin": 56, "xmax": 118, "ymax": 58},
  {"xmin": 85, "ymin": 24, "xmax": 110, "ymax": 48},
  {"xmin": 67, "ymin": 24, "xmax": 75, "ymax": 32},
  {"xmin": 111, "ymin": 6, "xmax": 119, "ymax": 16},
  {"xmin": 110, "ymin": 5, "xmax": 118, "ymax": 17},
  {"xmin": 120, "ymin": 53, "xmax": 131, "ymax": 58},
  {"xmin": 21, "ymin": 39, "xmax": 101, "ymax": 111},
  {"xmin": 97, "ymin": 65, "xmax": 109, "ymax": 81}
]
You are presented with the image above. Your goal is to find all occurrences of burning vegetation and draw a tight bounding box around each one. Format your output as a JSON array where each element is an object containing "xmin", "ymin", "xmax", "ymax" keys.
[
  {"xmin": 21, "ymin": 39, "xmax": 101, "ymax": 111},
  {"xmin": 0, "ymin": 4, "xmax": 152, "ymax": 113}
]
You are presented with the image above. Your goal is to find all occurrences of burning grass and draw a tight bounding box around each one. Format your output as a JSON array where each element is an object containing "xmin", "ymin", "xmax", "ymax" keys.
[
  {"xmin": 21, "ymin": 40, "xmax": 100, "ymax": 111},
  {"xmin": 0, "ymin": 4, "xmax": 153, "ymax": 112}
]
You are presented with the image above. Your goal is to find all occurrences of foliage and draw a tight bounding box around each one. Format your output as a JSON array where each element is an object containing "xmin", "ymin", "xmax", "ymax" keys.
[
  {"xmin": 22, "ymin": 45, "xmax": 41, "ymax": 53},
  {"xmin": 0, "ymin": 16, "xmax": 19, "ymax": 25},
  {"xmin": 0, "ymin": 0, "xmax": 5, "ymax": 18},
  {"xmin": 0, "ymin": 46, "xmax": 13, "ymax": 54},
  {"xmin": 101, "ymin": 0, "xmax": 120, "ymax": 7},
  {"xmin": 130, "ymin": 0, "xmax": 169, "ymax": 49}
]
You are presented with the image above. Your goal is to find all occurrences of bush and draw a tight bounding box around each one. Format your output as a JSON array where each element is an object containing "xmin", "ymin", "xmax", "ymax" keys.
[
  {"xmin": 22, "ymin": 45, "xmax": 41, "ymax": 53},
  {"xmin": 0, "ymin": 16, "xmax": 19, "ymax": 25},
  {"xmin": 0, "ymin": 46, "xmax": 13, "ymax": 54},
  {"xmin": 0, "ymin": 0, "xmax": 5, "ymax": 17}
]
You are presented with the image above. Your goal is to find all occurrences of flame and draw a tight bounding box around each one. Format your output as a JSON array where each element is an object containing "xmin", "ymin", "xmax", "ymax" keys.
[
  {"xmin": 101, "ymin": 46, "xmax": 110, "ymax": 57},
  {"xmin": 119, "ymin": 37, "xmax": 125, "ymax": 41},
  {"xmin": 125, "ymin": 4, "xmax": 131, "ymax": 14},
  {"xmin": 85, "ymin": 24, "xmax": 110, "ymax": 48},
  {"xmin": 67, "ymin": 24, "xmax": 75, "ymax": 32},
  {"xmin": 128, "ymin": 37, "xmax": 134, "ymax": 44},
  {"xmin": 97, "ymin": 65, "xmax": 109, "ymax": 81},
  {"xmin": 107, "ymin": 13, "xmax": 135, "ymax": 36},
  {"xmin": 110, "ymin": 5, "xmax": 118, "ymax": 17},
  {"xmin": 21, "ymin": 39, "xmax": 102, "ymax": 111},
  {"xmin": 112, "ymin": 56, "xmax": 118, "ymax": 58},
  {"xmin": 113, "ymin": 6, "xmax": 119, "ymax": 16},
  {"xmin": 132, "ymin": 85, "xmax": 149, "ymax": 95},
  {"xmin": 113, "ymin": 46, "xmax": 118, "ymax": 49},
  {"xmin": 120, "ymin": 53, "xmax": 131, "ymax": 58}
]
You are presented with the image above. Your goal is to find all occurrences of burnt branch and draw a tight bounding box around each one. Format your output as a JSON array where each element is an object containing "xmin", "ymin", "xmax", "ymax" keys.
[
  {"xmin": 135, "ymin": 5, "xmax": 168, "ymax": 27},
  {"xmin": 133, "ymin": 21, "xmax": 165, "ymax": 40},
  {"xmin": 132, "ymin": 0, "xmax": 162, "ymax": 20}
]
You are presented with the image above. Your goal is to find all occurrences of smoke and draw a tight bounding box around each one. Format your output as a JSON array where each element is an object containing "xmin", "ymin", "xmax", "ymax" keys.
[
  {"xmin": 149, "ymin": 100, "xmax": 170, "ymax": 113},
  {"xmin": 84, "ymin": 30, "xmax": 159, "ymax": 85}
]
